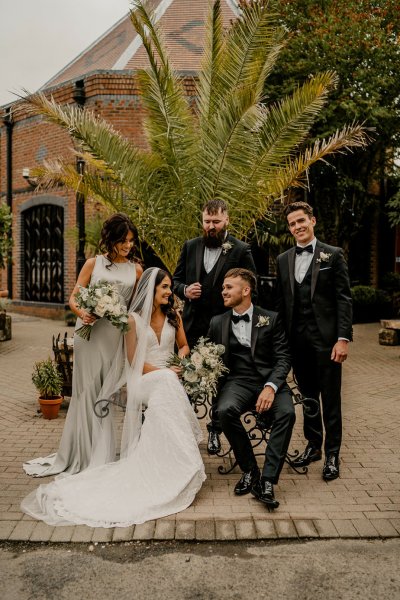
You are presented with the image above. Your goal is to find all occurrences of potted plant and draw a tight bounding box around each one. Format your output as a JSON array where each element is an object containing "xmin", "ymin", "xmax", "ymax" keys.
[
  {"xmin": 0, "ymin": 297, "xmax": 11, "ymax": 341},
  {"xmin": 32, "ymin": 357, "xmax": 64, "ymax": 419}
]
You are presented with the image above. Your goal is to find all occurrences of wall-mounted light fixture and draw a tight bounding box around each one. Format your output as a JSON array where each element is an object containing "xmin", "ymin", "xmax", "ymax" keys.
[{"xmin": 22, "ymin": 168, "xmax": 38, "ymax": 188}]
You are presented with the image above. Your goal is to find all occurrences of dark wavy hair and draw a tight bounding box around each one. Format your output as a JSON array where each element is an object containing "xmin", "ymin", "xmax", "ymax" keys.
[
  {"xmin": 283, "ymin": 201, "xmax": 314, "ymax": 219},
  {"xmin": 154, "ymin": 269, "xmax": 179, "ymax": 330},
  {"xmin": 99, "ymin": 213, "xmax": 139, "ymax": 267}
]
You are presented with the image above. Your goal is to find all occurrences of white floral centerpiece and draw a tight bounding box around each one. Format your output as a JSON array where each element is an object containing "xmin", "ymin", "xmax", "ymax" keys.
[
  {"xmin": 74, "ymin": 280, "xmax": 129, "ymax": 341},
  {"xmin": 167, "ymin": 337, "xmax": 228, "ymax": 402}
]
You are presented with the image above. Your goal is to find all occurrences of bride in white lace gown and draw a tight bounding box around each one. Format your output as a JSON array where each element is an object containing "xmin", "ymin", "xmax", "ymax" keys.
[
  {"xmin": 21, "ymin": 268, "xmax": 205, "ymax": 526},
  {"xmin": 23, "ymin": 213, "xmax": 142, "ymax": 477}
]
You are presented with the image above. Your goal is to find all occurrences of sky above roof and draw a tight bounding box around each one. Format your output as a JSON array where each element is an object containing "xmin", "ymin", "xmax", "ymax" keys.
[{"xmin": 0, "ymin": 0, "xmax": 130, "ymax": 106}]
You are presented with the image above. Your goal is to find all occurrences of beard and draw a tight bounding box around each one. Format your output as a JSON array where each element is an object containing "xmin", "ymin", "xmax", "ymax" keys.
[{"xmin": 202, "ymin": 228, "xmax": 227, "ymax": 248}]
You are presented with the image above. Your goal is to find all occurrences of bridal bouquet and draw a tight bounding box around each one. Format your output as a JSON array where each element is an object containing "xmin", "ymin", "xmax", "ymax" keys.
[
  {"xmin": 167, "ymin": 337, "xmax": 228, "ymax": 402},
  {"xmin": 74, "ymin": 280, "xmax": 129, "ymax": 341}
]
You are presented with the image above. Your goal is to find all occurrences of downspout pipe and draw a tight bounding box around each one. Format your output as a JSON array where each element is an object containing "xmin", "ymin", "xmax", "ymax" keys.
[
  {"xmin": 2, "ymin": 107, "xmax": 13, "ymax": 297},
  {"xmin": 72, "ymin": 80, "xmax": 86, "ymax": 278}
]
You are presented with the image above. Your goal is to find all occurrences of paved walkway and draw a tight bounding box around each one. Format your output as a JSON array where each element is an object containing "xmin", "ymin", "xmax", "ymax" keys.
[{"xmin": 0, "ymin": 314, "xmax": 399, "ymax": 542}]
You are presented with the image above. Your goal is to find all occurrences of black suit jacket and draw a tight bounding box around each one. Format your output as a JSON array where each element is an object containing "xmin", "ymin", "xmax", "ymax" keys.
[
  {"xmin": 173, "ymin": 234, "xmax": 256, "ymax": 333},
  {"xmin": 275, "ymin": 240, "xmax": 353, "ymax": 345},
  {"xmin": 207, "ymin": 306, "xmax": 291, "ymax": 392}
]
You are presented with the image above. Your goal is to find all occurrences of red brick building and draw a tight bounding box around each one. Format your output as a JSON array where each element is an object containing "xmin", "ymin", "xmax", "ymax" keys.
[{"xmin": 0, "ymin": 0, "xmax": 239, "ymax": 317}]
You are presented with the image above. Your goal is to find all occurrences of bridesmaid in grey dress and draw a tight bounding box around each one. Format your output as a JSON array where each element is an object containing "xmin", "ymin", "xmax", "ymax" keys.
[{"xmin": 23, "ymin": 213, "xmax": 142, "ymax": 477}]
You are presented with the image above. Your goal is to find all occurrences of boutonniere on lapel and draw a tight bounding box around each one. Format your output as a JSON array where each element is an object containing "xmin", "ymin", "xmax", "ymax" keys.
[
  {"xmin": 221, "ymin": 241, "xmax": 233, "ymax": 255},
  {"xmin": 316, "ymin": 251, "xmax": 332, "ymax": 264},
  {"xmin": 255, "ymin": 315, "xmax": 270, "ymax": 328}
]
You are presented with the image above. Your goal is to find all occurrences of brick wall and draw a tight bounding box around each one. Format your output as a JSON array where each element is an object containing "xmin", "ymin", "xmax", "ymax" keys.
[{"xmin": 0, "ymin": 71, "xmax": 197, "ymax": 316}]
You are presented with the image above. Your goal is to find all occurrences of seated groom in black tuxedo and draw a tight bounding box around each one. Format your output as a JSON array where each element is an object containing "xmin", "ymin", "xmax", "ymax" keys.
[
  {"xmin": 173, "ymin": 200, "xmax": 256, "ymax": 455},
  {"xmin": 207, "ymin": 268, "xmax": 295, "ymax": 509}
]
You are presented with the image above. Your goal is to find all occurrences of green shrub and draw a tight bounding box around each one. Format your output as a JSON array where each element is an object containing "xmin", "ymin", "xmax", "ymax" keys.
[
  {"xmin": 351, "ymin": 286, "xmax": 389, "ymax": 305},
  {"xmin": 32, "ymin": 358, "xmax": 63, "ymax": 399}
]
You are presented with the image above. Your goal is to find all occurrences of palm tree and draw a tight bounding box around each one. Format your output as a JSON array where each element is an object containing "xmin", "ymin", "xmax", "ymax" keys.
[{"xmin": 24, "ymin": 0, "xmax": 369, "ymax": 272}]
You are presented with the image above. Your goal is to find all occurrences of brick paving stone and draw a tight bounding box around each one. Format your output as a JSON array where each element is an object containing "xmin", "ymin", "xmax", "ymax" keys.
[
  {"xmin": 112, "ymin": 526, "xmax": 135, "ymax": 542},
  {"xmin": 389, "ymin": 519, "xmax": 400, "ymax": 534},
  {"xmin": 235, "ymin": 520, "xmax": 257, "ymax": 540},
  {"xmin": 294, "ymin": 520, "xmax": 319, "ymax": 538},
  {"xmin": 8, "ymin": 520, "xmax": 36, "ymax": 541},
  {"xmin": 29, "ymin": 522, "xmax": 55, "ymax": 542},
  {"xmin": 70, "ymin": 526, "xmax": 94, "ymax": 543},
  {"xmin": 50, "ymin": 526, "xmax": 76, "ymax": 543},
  {"xmin": 91, "ymin": 528, "xmax": 114, "ymax": 543},
  {"xmin": 275, "ymin": 520, "xmax": 298, "ymax": 539},
  {"xmin": 369, "ymin": 519, "xmax": 399, "ymax": 537},
  {"xmin": 332, "ymin": 520, "xmax": 360, "ymax": 538},
  {"xmin": 154, "ymin": 520, "xmax": 176, "ymax": 540},
  {"xmin": 215, "ymin": 520, "xmax": 236, "ymax": 540},
  {"xmin": 132, "ymin": 521, "xmax": 156, "ymax": 540},
  {"xmin": 254, "ymin": 519, "xmax": 277, "ymax": 539},
  {"xmin": 0, "ymin": 521, "xmax": 16, "ymax": 539},
  {"xmin": 313, "ymin": 520, "xmax": 339, "ymax": 538},
  {"xmin": 175, "ymin": 521, "xmax": 196, "ymax": 540},
  {"xmin": 195, "ymin": 520, "xmax": 215, "ymax": 540},
  {"xmin": 351, "ymin": 519, "xmax": 380, "ymax": 537}
]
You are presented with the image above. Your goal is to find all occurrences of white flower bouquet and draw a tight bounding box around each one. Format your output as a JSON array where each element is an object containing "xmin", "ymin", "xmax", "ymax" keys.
[
  {"xmin": 167, "ymin": 337, "xmax": 229, "ymax": 402},
  {"xmin": 74, "ymin": 280, "xmax": 129, "ymax": 341}
]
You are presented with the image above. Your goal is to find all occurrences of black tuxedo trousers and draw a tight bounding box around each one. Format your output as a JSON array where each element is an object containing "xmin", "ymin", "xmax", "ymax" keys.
[
  {"xmin": 215, "ymin": 378, "xmax": 295, "ymax": 483},
  {"xmin": 291, "ymin": 329, "xmax": 342, "ymax": 455}
]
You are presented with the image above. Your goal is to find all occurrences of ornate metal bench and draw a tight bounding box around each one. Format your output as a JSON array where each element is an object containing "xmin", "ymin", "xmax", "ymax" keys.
[
  {"xmin": 52, "ymin": 332, "xmax": 74, "ymax": 397},
  {"xmin": 190, "ymin": 380, "xmax": 319, "ymax": 475}
]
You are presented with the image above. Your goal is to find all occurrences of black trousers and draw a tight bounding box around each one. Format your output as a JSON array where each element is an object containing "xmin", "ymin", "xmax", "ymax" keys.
[
  {"xmin": 214, "ymin": 379, "xmax": 295, "ymax": 484},
  {"xmin": 291, "ymin": 329, "xmax": 342, "ymax": 455}
]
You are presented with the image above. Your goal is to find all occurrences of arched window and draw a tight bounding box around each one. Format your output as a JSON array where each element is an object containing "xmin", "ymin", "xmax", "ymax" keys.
[{"xmin": 22, "ymin": 203, "xmax": 64, "ymax": 303}]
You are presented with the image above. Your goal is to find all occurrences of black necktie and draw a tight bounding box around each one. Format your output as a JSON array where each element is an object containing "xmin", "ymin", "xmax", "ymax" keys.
[
  {"xmin": 295, "ymin": 244, "xmax": 313, "ymax": 255},
  {"xmin": 232, "ymin": 313, "xmax": 250, "ymax": 324}
]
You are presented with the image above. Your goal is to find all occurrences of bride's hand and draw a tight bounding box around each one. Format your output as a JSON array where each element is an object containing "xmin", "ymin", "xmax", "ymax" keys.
[{"xmin": 169, "ymin": 365, "xmax": 182, "ymax": 377}]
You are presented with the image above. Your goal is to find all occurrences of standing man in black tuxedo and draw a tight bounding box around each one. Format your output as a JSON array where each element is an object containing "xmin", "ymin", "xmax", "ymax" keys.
[
  {"xmin": 276, "ymin": 202, "xmax": 352, "ymax": 481},
  {"xmin": 173, "ymin": 200, "xmax": 256, "ymax": 455},
  {"xmin": 207, "ymin": 268, "xmax": 294, "ymax": 509}
]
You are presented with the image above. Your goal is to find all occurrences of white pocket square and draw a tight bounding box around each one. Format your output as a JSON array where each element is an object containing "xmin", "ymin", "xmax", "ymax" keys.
[{"xmin": 319, "ymin": 267, "xmax": 331, "ymax": 271}]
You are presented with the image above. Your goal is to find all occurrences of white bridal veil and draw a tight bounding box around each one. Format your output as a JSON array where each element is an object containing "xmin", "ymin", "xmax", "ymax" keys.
[{"xmin": 89, "ymin": 266, "xmax": 161, "ymax": 466}]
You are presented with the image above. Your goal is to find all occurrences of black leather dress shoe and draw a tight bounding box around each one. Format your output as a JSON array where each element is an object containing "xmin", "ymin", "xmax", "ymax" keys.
[
  {"xmin": 292, "ymin": 444, "xmax": 322, "ymax": 468},
  {"xmin": 207, "ymin": 430, "xmax": 221, "ymax": 455},
  {"xmin": 234, "ymin": 467, "xmax": 260, "ymax": 496},
  {"xmin": 251, "ymin": 479, "xmax": 279, "ymax": 509},
  {"xmin": 323, "ymin": 454, "xmax": 340, "ymax": 481}
]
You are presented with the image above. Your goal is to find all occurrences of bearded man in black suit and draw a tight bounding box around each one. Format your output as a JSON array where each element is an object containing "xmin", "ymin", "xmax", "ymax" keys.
[
  {"xmin": 173, "ymin": 200, "xmax": 256, "ymax": 455},
  {"xmin": 207, "ymin": 268, "xmax": 295, "ymax": 509},
  {"xmin": 276, "ymin": 201, "xmax": 353, "ymax": 481}
]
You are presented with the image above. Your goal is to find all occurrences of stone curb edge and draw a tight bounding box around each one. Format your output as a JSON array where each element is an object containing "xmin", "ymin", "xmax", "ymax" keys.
[{"xmin": 2, "ymin": 517, "xmax": 400, "ymax": 543}]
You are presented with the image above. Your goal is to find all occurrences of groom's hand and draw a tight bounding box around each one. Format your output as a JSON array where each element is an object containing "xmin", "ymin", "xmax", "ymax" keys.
[
  {"xmin": 256, "ymin": 386, "xmax": 275, "ymax": 413},
  {"xmin": 185, "ymin": 282, "xmax": 202, "ymax": 300}
]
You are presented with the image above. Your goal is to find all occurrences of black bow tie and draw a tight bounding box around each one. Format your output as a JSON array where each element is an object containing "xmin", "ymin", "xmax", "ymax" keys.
[
  {"xmin": 232, "ymin": 313, "xmax": 250, "ymax": 324},
  {"xmin": 296, "ymin": 244, "xmax": 313, "ymax": 255}
]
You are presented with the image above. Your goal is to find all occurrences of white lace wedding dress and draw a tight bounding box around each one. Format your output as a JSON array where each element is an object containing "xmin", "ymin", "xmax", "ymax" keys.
[{"xmin": 21, "ymin": 318, "xmax": 206, "ymax": 527}]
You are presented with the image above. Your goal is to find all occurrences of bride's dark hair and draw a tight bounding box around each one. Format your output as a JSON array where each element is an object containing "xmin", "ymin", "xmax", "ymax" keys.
[
  {"xmin": 154, "ymin": 269, "xmax": 179, "ymax": 330},
  {"xmin": 99, "ymin": 213, "xmax": 139, "ymax": 267}
]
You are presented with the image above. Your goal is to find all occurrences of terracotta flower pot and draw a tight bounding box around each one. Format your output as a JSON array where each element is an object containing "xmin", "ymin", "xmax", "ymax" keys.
[{"xmin": 38, "ymin": 396, "xmax": 63, "ymax": 420}]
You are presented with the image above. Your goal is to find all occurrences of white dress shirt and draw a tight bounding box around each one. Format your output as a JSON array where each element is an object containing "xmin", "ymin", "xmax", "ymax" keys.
[
  {"xmin": 203, "ymin": 246, "xmax": 223, "ymax": 273},
  {"xmin": 231, "ymin": 304, "xmax": 277, "ymax": 393},
  {"xmin": 294, "ymin": 237, "xmax": 316, "ymax": 283}
]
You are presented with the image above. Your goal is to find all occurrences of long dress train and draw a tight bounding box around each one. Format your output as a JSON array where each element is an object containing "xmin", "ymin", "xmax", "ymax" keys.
[
  {"xmin": 23, "ymin": 255, "xmax": 137, "ymax": 477},
  {"xmin": 21, "ymin": 318, "xmax": 206, "ymax": 526}
]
